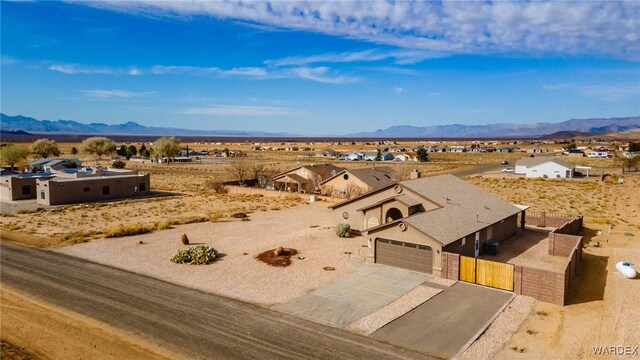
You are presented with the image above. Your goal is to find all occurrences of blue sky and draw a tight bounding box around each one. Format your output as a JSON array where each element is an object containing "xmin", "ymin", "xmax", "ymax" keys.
[{"xmin": 1, "ymin": 1, "xmax": 639, "ymax": 135}]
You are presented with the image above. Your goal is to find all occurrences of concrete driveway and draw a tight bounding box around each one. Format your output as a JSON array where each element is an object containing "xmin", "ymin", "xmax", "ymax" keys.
[
  {"xmin": 372, "ymin": 282, "xmax": 514, "ymax": 359},
  {"xmin": 273, "ymin": 260, "xmax": 429, "ymax": 328}
]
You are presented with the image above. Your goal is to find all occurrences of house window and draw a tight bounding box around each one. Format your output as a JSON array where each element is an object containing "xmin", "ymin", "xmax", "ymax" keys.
[
  {"xmin": 139, "ymin": 183, "xmax": 146, "ymax": 191},
  {"xmin": 40, "ymin": 192, "xmax": 45, "ymax": 199},
  {"xmin": 21, "ymin": 185, "xmax": 31, "ymax": 195},
  {"xmin": 460, "ymin": 237, "xmax": 466, "ymax": 247},
  {"xmin": 102, "ymin": 186, "xmax": 110, "ymax": 195},
  {"xmin": 343, "ymin": 174, "xmax": 349, "ymax": 180},
  {"xmin": 83, "ymin": 187, "xmax": 90, "ymax": 192}
]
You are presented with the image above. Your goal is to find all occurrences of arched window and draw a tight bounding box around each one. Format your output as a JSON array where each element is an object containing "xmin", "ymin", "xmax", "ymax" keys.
[{"xmin": 385, "ymin": 207, "xmax": 403, "ymax": 223}]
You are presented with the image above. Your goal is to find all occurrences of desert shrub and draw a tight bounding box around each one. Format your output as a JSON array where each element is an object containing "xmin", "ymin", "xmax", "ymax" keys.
[
  {"xmin": 104, "ymin": 223, "xmax": 151, "ymax": 238},
  {"xmin": 170, "ymin": 245, "xmax": 219, "ymax": 265},
  {"xmin": 171, "ymin": 249, "xmax": 193, "ymax": 264},
  {"xmin": 206, "ymin": 210, "xmax": 224, "ymax": 222},
  {"xmin": 155, "ymin": 220, "xmax": 173, "ymax": 230},
  {"xmin": 111, "ymin": 160, "xmax": 126, "ymax": 169},
  {"xmin": 204, "ymin": 179, "xmax": 228, "ymax": 194},
  {"xmin": 335, "ymin": 223, "xmax": 351, "ymax": 238}
]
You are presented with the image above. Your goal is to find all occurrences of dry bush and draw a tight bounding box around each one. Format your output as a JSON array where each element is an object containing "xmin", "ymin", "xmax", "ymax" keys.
[
  {"xmin": 59, "ymin": 230, "xmax": 98, "ymax": 244},
  {"xmin": 155, "ymin": 220, "xmax": 173, "ymax": 230},
  {"xmin": 104, "ymin": 223, "xmax": 152, "ymax": 238},
  {"xmin": 206, "ymin": 210, "xmax": 225, "ymax": 222},
  {"xmin": 204, "ymin": 179, "xmax": 229, "ymax": 194}
]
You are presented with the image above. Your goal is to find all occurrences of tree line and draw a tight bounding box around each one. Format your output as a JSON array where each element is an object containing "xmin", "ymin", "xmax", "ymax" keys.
[{"xmin": 0, "ymin": 136, "xmax": 182, "ymax": 169}]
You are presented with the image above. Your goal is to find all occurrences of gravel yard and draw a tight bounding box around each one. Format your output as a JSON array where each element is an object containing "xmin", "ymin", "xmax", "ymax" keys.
[
  {"xmin": 56, "ymin": 203, "xmax": 367, "ymax": 306},
  {"xmin": 345, "ymin": 284, "xmax": 443, "ymax": 335}
]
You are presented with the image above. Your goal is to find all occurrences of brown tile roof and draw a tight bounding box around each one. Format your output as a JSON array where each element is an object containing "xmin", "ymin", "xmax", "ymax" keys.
[
  {"xmin": 365, "ymin": 174, "xmax": 522, "ymax": 245},
  {"xmin": 301, "ymin": 164, "xmax": 343, "ymax": 179},
  {"xmin": 272, "ymin": 164, "xmax": 343, "ymax": 181},
  {"xmin": 401, "ymin": 175, "xmax": 521, "ymax": 245},
  {"xmin": 322, "ymin": 166, "xmax": 395, "ymax": 189}
]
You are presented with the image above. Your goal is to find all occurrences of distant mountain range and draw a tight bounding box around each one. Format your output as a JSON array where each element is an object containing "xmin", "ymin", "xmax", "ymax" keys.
[
  {"xmin": 1, "ymin": 113, "xmax": 639, "ymax": 139},
  {"xmin": 0, "ymin": 114, "xmax": 295, "ymax": 137},
  {"xmin": 348, "ymin": 116, "xmax": 640, "ymax": 138}
]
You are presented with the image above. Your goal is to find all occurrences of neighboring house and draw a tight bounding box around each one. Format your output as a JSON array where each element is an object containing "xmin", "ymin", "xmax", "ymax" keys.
[
  {"xmin": 272, "ymin": 164, "xmax": 343, "ymax": 193},
  {"xmin": 497, "ymin": 146, "xmax": 519, "ymax": 153},
  {"xmin": 566, "ymin": 149, "xmax": 585, "ymax": 157},
  {"xmin": 28, "ymin": 158, "xmax": 82, "ymax": 173},
  {"xmin": 345, "ymin": 152, "xmax": 365, "ymax": 161},
  {"xmin": 526, "ymin": 147, "xmax": 549, "ymax": 153},
  {"xmin": 321, "ymin": 166, "xmax": 396, "ymax": 198},
  {"xmin": 0, "ymin": 172, "xmax": 55, "ymax": 201},
  {"xmin": 329, "ymin": 174, "xmax": 525, "ymax": 276},
  {"xmin": 515, "ymin": 158, "xmax": 574, "ymax": 178},
  {"xmin": 449, "ymin": 146, "xmax": 467, "ymax": 153},
  {"xmin": 37, "ymin": 169, "xmax": 150, "ymax": 206},
  {"xmin": 1, "ymin": 166, "xmax": 151, "ymax": 205},
  {"xmin": 393, "ymin": 153, "xmax": 416, "ymax": 162},
  {"xmin": 316, "ymin": 149, "xmax": 341, "ymax": 158},
  {"xmin": 586, "ymin": 151, "xmax": 611, "ymax": 158},
  {"xmin": 363, "ymin": 152, "xmax": 394, "ymax": 161}
]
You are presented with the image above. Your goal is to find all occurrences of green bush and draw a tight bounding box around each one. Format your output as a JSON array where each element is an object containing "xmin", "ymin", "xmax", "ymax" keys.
[
  {"xmin": 335, "ymin": 223, "xmax": 351, "ymax": 238},
  {"xmin": 170, "ymin": 245, "xmax": 219, "ymax": 265},
  {"xmin": 112, "ymin": 160, "xmax": 126, "ymax": 169}
]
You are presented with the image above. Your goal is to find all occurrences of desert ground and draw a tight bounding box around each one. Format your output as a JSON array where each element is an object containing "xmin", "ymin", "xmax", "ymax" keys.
[
  {"xmin": 1, "ymin": 142, "xmax": 638, "ymax": 359},
  {"xmin": 0, "ymin": 286, "xmax": 173, "ymax": 360}
]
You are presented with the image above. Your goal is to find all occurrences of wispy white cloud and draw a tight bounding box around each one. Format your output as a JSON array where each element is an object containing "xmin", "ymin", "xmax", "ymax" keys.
[
  {"xmin": 392, "ymin": 87, "xmax": 406, "ymax": 95},
  {"xmin": 76, "ymin": 1, "xmax": 640, "ymax": 60},
  {"xmin": 49, "ymin": 63, "xmax": 116, "ymax": 75},
  {"xmin": 543, "ymin": 82, "xmax": 640, "ymax": 101},
  {"xmin": 289, "ymin": 67, "xmax": 359, "ymax": 84},
  {"xmin": 265, "ymin": 49, "xmax": 444, "ymax": 67},
  {"xmin": 48, "ymin": 61, "xmax": 354, "ymax": 84},
  {"xmin": 82, "ymin": 89, "xmax": 156, "ymax": 99},
  {"xmin": 180, "ymin": 105, "xmax": 297, "ymax": 117}
]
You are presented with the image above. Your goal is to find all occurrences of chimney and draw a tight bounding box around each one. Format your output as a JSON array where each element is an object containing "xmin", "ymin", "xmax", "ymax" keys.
[{"xmin": 410, "ymin": 169, "xmax": 421, "ymax": 179}]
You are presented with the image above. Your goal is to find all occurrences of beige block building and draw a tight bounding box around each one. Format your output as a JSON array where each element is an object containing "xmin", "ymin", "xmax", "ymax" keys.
[{"xmin": 37, "ymin": 173, "xmax": 150, "ymax": 206}]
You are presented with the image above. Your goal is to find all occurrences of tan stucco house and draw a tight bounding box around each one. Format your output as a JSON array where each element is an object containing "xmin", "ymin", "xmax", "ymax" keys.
[
  {"xmin": 36, "ymin": 167, "xmax": 150, "ymax": 206},
  {"xmin": 329, "ymin": 174, "xmax": 525, "ymax": 276},
  {"xmin": 1, "ymin": 166, "xmax": 150, "ymax": 206},
  {"xmin": 320, "ymin": 166, "xmax": 396, "ymax": 198},
  {"xmin": 272, "ymin": 164, "xmax": 343, "ymax": 193}
]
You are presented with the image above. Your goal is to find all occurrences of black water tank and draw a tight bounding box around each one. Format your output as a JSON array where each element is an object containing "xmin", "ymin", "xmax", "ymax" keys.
[{"xmin": 485, "ymin": 241, "xmax": 499, "ymax": 256}]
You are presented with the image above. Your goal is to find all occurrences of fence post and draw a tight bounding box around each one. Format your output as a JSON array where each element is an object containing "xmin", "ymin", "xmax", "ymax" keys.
[{"xmin": 542, "ymin": 212, "xmax": 546, "ymax": 227}]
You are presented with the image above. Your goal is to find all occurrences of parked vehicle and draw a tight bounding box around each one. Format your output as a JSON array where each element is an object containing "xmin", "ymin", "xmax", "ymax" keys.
[
  {"xmin": 501, "ymin": 160, "xmax": 509, "ymax": 165},
  {"xmin": 502, "ymin": 168, "xmax": 515, "ymax": 173}
]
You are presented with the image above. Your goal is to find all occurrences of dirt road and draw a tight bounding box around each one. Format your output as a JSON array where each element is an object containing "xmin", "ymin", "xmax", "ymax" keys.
[{"xmin": 0, "ymin": 241, "xmax": 434, "ymax": 360}]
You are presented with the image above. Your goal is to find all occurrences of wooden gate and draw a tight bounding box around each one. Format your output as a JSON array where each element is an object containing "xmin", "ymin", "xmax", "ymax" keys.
[
  {"xmin": 459, "ymin": 256, "xmax": 514, "ymax": 291},
  {"xmin": 476, "ymin": 259, "xmax": 514, "ymax": 291},
  {"xmin": 459, "ymin": 256, "xmax": 476, "ymax": 283}
]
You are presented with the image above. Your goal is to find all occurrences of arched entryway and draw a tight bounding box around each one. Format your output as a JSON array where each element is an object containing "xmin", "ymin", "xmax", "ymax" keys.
[{"xmin": 385, "ymin": 207, "xmax": 403, "ymax": 223}]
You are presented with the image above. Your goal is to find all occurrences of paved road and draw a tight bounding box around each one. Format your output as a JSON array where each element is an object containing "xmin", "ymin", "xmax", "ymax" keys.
[
  {"xmin": 372, "ymin": 282, "xmax": 514, "ymax": 359},
  {"xmin": 0, "ymin": 241, "xmax": 435, "ymax": 360}
]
